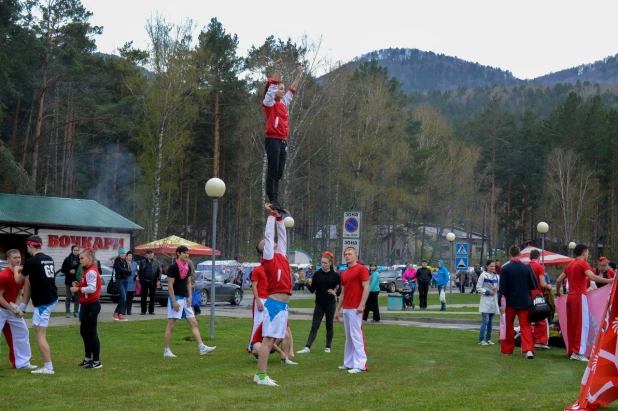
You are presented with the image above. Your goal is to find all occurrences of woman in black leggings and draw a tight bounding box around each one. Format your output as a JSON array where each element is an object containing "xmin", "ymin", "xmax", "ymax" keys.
[{"xmin": 296, "ymin": 251, "xmax": 341, "ymax": 354}]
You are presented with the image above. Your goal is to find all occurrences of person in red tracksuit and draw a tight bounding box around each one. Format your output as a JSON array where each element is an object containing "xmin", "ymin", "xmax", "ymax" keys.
[
  {"xmin": 262, "ymin": 58, "xmax": 303, "ymax": 212},
  {"xmin": 528, "ymin": 249, "xmax": 553, "ymax": 349},
  {"xmin": 248, "ymin": 264, "xmax": 268, "ymax": 352},
  {"xmin": 556, "ymin": 244, "xmax": 613, "ymax": 361}
]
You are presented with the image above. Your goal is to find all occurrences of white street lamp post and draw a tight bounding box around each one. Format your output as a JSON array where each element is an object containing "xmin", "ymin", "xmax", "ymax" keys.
[
  {"xmin": 205, "ymin": 178, "xmax": 226, "ymax": 339},
  {"xmin": 537, "ymin": 222, "xmax": 549, "ymax": 267},
  {"xmin": 446, "ymin": 232, "xmax": 456, "ymax": 305},
  {"xmin": 568, "ymin": 241, "xmax": 576, "ymax": 259}
]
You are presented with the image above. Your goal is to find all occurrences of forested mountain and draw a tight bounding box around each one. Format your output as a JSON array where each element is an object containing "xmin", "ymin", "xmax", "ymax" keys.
[{"xmin": 533, "ymin": 54, "xmax": 618, "ymax": 86}]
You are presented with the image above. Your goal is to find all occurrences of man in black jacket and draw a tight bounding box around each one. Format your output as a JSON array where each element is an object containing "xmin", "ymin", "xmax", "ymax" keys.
[
  {"xmin": 415, "ymin": 260, "xmax": 432, "ymax": 310},
  {"xmin": 60, "ymin": 245, "xmax": 80, "ymax": 318},
  {"xmin": 138, "ymin": 249, "xmax": 161, "ymax": 315}
]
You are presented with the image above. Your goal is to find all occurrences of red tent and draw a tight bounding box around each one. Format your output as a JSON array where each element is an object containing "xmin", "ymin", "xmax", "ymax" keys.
[
  {"xmin": 519, "ymin": 246, "xmax": 572, "ymax": 266},
  {"xmin": 134, "ymin": 235, "xmax": 220, "ymax": 257}
]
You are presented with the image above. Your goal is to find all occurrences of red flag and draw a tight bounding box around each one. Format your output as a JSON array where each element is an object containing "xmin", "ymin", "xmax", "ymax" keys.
[{"xmin": 567, "ymin": 279, "xmax": 618, "ymax": 410}]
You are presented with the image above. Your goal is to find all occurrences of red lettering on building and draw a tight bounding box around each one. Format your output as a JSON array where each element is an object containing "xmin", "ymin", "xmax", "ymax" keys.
[
  {"xmin": 46, "ymin": 233, "xmax": 127, "ymax": 250},
  {"xmin": 93, "ymin": 237, "xmax": 104, "ymax": 250},
  {"xmin": 59, "ymin": 235, "xmax": 71, "ymax": 247},
  {"xmin": 83, "ymin": 237, "xmax": 93, "ymax": 248},
  {"xmin": 48, "ymin": 235, "xmax": 60, "ymax": 247},
  {"xmin": 103, "ymin": 238, "xmax": 113, "ymax": 249},
  {"xmin": 70, "ymin": 236, "xmax": 82, "ymax": 248}
]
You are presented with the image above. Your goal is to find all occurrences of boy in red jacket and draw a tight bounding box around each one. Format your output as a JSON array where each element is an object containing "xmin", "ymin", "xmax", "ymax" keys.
[{"xmin": 262, "ymin": 58, "xmax": 302, "ymax": 212}]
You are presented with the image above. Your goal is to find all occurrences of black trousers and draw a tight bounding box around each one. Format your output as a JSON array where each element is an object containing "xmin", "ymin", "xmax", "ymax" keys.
[
  {"xmin": 305, "ymin": 303, "xmax": 336, "ymax": 349},
  {"xmin": 363, "ymin": 291, "xmax": 380, "ymax": 321},
  {"xmin": 418, "ymin": 282, "xmax": 430, "ymax": 309},
  {"xmin": 80, "ymin": 301, "xmax": 101, "ymax": 362},
  {"xmin": 123, "ymin": 291, "xmax": 135, "ymax": 315},
  {"xmin": 264, "ymin": 138, "xmax": 287, "ymax": 202},
  {"xmin": 140, "ymin": 281, "xmax": 157, "ymax": 314}
]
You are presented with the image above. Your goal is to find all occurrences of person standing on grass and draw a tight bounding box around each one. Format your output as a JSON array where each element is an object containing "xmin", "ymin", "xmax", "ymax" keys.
[
  {"xmin": 262, "ymin": 58, "xmax": 303, "ymax": 213},
  {"xmin": 138, "ymin": 249, "xmax": 161, "ymax": 315},
  {"xmin": 436, "ymin": 260, "xmax": 449, "ymax": 311},
  {"xmin": 297, "ymin": 251, "xmax": 342, "ymax": 354},
  {"xmin": 362, "ymin": 262, "xmax": 380, "ymax": 322},
  {"xmin": 123, "ymin": 251, "xmax": 138, "ymax": 316},
  {"xmin": 254, "ymin": 204, "xmax": 293, "ymax": 386},
  {"xmin": 416, "ymin": 260, "xmax": 432, "ymax": 310},
  {"xmin": 71, "ymin": 248, "xmax": 102, "ymax": 369},
  {"xmin": 335, "ymin": 247, "xmax": 370, "ymax": 374},
  {"xmin": 555, "ymin": 244, "xmax": 613, "ymax": 362},
  {"xmin": 498, "ymin": 245, "xmax": 538, "ymax": 359},
  {"xmin": 14, "ymin": 235, "xmax": 58, "ymax": 375},
  {"xmin": 112, "ymin": 248, "xmax": 132, "ymax": 321},
  {"xmin": 163, "ymin": 246, "xmax": 216, "ymax": 358},
  {"xmin": 248, "ymin": 264, "xmax": 268, "ymax": 352},
  {"xmin": 476, "ymin": 260, "xmax": 499, "ymax": 345},
  {"xmin": 528, "ymin": 249, "xmax": 552, "ymax": 350},
  {"xmin": 0, "ymin": 249, "xmax": 37, "ymax": 370},
  {"xmin": 402, "ymin": 263, "xmax": 417, "ymax": 309},
  {"xmin": 60, "ymin": 244, "xmax": 80, "ymax": 318}
]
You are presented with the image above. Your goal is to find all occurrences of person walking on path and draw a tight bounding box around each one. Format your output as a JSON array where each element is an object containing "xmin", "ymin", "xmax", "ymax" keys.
[
  {"xmin": 297, "ymin": 251, "xmax": 341, "ymax": 354},
  {"xmin": 555, "ymin": 244, "xmax": 613, "ymax": 361},
  {"xmin": 498, "ymin": 246, "xmax": 538, "ymax": 359},
  {"xmin": 137, "ymin": 249, "xmax": 161, "ymax": 315},
  {"xmin": 112, "ymin": 249, "xmax": 131, "ymax": 321},
  {"xmin": 60, "ymin": 245, "xmax": 80, "ymax": 318},
  {"xmin": 362, "ymin": 262, "xmax": 380, "ymax": 322},
  {"xmin": 262, "ymin": 58, "xmax": 302, "ymax": 212},
  {"xmin": 436, "ymin": 260, "xmax": 449, "ymax": 311},
  {"xmin": 163, "ymin": 246, "xmax": 216, "ymax": 358},
  {"xmin": 14, "ymin": 235, "xmax": 58, "ymax": 374},
  {"xmin": 71, "ymin": 248, "xmax": 103, "ymax": 369},
  {"xmin": 476, "ymin": 260, "xmax": 499, "ymax": 345},
  {"xmin": 335, "ymin": 247, "xmax": 370, "ymax": 374},
  {"xmin": 248, "ymin": 264, "xmax": 268, "ymax": 352},
  {"xmin": 416, "ymin": 260, "xmax": 432, "ymax": 310}
]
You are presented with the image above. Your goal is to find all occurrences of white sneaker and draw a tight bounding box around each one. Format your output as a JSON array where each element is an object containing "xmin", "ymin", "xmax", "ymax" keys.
[
  {"xmin": 525, "ymin": 351, "xmax": 534, "ymax": 359},
  {"xmin": 200, "ymin": 346, "xmax": 216, "ymax": 355},
  {"xmin": 486, "ymin": 340, "xmax": 495, "ymax": 345},
  {"xmin": 163, "ymin": 350, "xmax": 177, "ymax": 358},
  {"xmin": 31, "ymin": 367, "xmax": 54, "ymax": 375},
  {"xmin": 324, "ymin": 348, "xmax": 331, "ymax": 353},
  {"xmin": 479, "ymin": 341, "xmax": 488, "ymax": 346},
  {"xmin": 296, "ymin": 347, "xmax": 311, "ymax": 354},
  {"xmin": 338, "ymin": 365, "xmax": 349, "ymax": 370},
  {"xmin": 256, "ymin": 375, "xmax": 279, "ymax": 386},
  {"xmin": 281, "ymin": 358, "xmax": 298, "ymax": 365},
  {"xmin": 348, "ymin": 368, "xmax": 366, "ymax": 374},
  {"xmin": 570, "ymin": 353, "xmax": 589, "ymax": 362},
  {"xmin": 19, "ymin": 364, "xmax": 38, "ymax": 369},
  {"xmin": 534, "ymin": 344, "xmax": 550, "ymax": 350},
  {"xmin": 253, "ymin": 374, "xmax": 277, "ymax": 383}
]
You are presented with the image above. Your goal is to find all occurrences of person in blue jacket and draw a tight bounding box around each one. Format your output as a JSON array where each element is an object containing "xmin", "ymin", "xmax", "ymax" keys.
[{"xmin": 436, "ymin": 260, "xmax": 449, "ymax": 311}]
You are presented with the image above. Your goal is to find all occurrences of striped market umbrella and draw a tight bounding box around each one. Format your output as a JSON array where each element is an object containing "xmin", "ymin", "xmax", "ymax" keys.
[
  {"xmin": 134, "ymin": 235, "xmax": 220, "ymax": 257},
  {"xmin": 519, "ymin": 246, "xmax": 572, "ymax": 265}
]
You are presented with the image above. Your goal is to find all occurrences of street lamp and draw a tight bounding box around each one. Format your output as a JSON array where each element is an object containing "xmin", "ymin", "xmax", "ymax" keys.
[
  {"xmin": 446, "ymin": 232, "xmax": 456, "ymax": 304},
  {"xmin": 568, "ymin": 241, "xmax": 576, "ymax": 259},
  {"xmin": 205, "ymin": 177, "xmax": 226, "ymax": 339},
  {"xmin": 537, "ymin": 222, "xmax": 549, "ymax": 267}
]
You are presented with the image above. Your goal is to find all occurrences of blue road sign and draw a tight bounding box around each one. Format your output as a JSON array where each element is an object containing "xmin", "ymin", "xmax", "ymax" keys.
[
  {"xmin": 345, "ymin": 217, "xmax": 359, "ymax": 233},
  {"xmin": 456, "ymin": 257, "xmax": 469, "ymax": 269},
  {"xmin": 455, "ymin": 243, "xmax": 469, "ymax": 256}
]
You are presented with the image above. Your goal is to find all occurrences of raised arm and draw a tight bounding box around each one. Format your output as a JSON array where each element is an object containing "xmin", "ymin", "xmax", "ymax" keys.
[
  {"xmin": 272, "ymin": 58, "xmax": 282, "ymax": 82},
  {"xmin": 290, "ymin": 65, "xmax": 303, "ymax": 91},
  {"xmin": 275, "ymin": 217, "xmax": 287, "ymax": 256},
  {"xmin": 263, "ymin": 212, "xmax": 277, "ymax": 261}
]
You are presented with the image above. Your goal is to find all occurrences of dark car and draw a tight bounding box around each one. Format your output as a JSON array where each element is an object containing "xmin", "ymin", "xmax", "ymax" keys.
[
  {"xmin": 55, "ymin": 265, "xmax": 117, "ymax": 301},
  {"xmin": 379, "ymin": 270, "xmax": 404, "ymax": 293},
  {"xmin": 156, "ymin": 270, "xmax": 243, "ymax": 307}
]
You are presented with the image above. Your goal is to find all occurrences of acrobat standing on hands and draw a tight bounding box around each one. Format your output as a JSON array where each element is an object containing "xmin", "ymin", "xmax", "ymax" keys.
[{"xmin": 262, "ymin": 58, "xmax": 303, "ymax": 213}]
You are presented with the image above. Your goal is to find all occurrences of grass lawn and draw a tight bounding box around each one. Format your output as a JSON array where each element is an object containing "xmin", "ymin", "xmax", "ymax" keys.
[
  {"xmin": 0, "ymin": 317, "xmax": 607, "ymax": 410},
  {"xmin": 289, "ymin": 292, "xmax": 481, "ymax": 309}
]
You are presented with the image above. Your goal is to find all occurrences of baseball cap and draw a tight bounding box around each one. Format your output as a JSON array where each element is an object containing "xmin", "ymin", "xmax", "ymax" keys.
[{"xmin": 118, "ymin": 248, "xmax": 126, "ymax": 254}]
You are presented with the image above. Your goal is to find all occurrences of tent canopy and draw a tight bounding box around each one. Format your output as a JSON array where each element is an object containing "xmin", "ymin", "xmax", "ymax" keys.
[
  {"xmin": 519, "ymin": 246, "xmax": 572, "ymax": 266},
  {"xmin": 134, "ymin": 235, "xmax": 220, "ymax": 257}
]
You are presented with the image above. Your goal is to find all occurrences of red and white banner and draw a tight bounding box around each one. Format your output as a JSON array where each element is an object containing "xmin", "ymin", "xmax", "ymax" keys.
[{"xmin": 566, "ymin": 280, "xmax": 618, "ymax": 410}]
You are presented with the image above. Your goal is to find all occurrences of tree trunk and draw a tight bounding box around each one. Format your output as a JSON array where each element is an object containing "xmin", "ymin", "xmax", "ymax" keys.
[
  {"xmin": 9, "ymin": 88, "xmax": 21, "ymax": 156},
  {"xmin": 152, "ymin": 114, "xmax": 167, "ymax": 240},
  {"xmin": 31, "ymin": 51, "xmax": 51, "ymax": 186},
  {"xmin": 213, "ymin": 92, "xmax": 220, "ymax": 177},
  {"xmin": 21, "ymin": 90, "xmax": 37, "ymax": 168},
  {"xmin": 112, "ymin": 137, "xmax": 120, "ymax": 209}
]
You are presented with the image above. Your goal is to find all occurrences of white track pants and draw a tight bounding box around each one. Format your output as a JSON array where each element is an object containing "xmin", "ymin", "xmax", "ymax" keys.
[
  {"xmin": 343, "ymin": 309, "xmax": 368, "ymax": 370},
  {"xmin": 0, "ymin": 308, "xmax": 32, "ymax": 369},
  {"xmin": 248, "ymin": 298, "xmax": 267, "ymax": 351}
]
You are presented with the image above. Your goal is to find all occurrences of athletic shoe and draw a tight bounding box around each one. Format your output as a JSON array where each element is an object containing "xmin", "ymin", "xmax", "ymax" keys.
[
  {"xmin": 74, "ymin": 312, "xmax": 79, "ymax": 318},
  {"xmin": 296, "ymin": 347, "xmax": 311, "ymax": 354},
  {"xmin": 534, "ymin": 344, "xmax": 550, "ymax": 350},
  {"xmin": 479, "ymin": 341, "xmax": 488, "ymax": 346},
  {"xmin": 84, "ymin": 361, "xmax": 102, "ymax": 369},
  {"xmin": 163, "ymin": 350, "xmax": 177, "ymax": 358},
  {"xmin": 256, "ymin": 375, "xmax": 279, "ymax": 386},
  {"xmin": 32, "ymin": 367, "xmax": 54, "ymax": 375},
  {"xmin": 112, "ymin": 313, "xmax": 119, "ymax": 321},
  {"xmin": 117, "ymin": 314, "xmax": 128, "ymax": 321},
  {"xmin": 486, "ymin": 340, "xmax": 495, "ymax": 345},
  {"xmin": 325, "ymin": 348, "xmax": 331, "ymax": 353},
  {"xmin": 348, "ymin": 368, "xmax": 366, "ymax": 374},
  {"xmin": 253, "ymin": 374, "xmax": 277, "ymax": 384},
  {"xmin": 200, "ymin": 346, "xmax": 216, "ymax": 355},
  {"xmin": 281, "ymin": 358, "xmax": 298, "ymax": 365},
  {"xmin": 338, "ymin": 365, "xmax": 349, "ymax": 370},
  {"xmin": 65, "ymin": 313, "xmax": 70, "ymax": 318},
  {"xmin": 77, "ymin": 359, "xmax": 90, "ymax": 367},
  {"xmin": 140, "ymin": 313, "xmax": 146, "ymax": 315},
  {"xmin": 525, "ymin": 351, "xmax": 534, "ymax": 359},
  {"xmin": 19, "ymin": 364, "xmax": 38, "ymax": 369},
  {"xmin": 570, "ymin": 354, "xmax": 589, "ymax": 362}
]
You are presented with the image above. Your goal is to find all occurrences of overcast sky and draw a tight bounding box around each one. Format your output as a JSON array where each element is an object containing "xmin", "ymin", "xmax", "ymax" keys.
[{"xmin": 81, "ymin": 0, "xmax": 618, "ymax": 80}]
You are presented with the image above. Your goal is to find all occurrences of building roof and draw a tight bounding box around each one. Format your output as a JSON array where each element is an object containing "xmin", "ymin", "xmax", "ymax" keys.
[{"xmin": 0, "ymin": 194, "xmax": 142, "ymax": 231}]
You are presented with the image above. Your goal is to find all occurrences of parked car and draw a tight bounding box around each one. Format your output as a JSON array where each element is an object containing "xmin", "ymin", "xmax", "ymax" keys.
[
  {"xmin": 0, "ymin": 260, "xmax": 8, "ymax": 270},
  {"xmin": 54, "ymin": 265, "xmax": 117, "ymax": 302},
  {"xmin": 378, "ymin": 270, "xmax": 404, "ymax": 293},
  {"xmin": 156, "ymin": 270, "xmax": 243, "ymax": 307}
]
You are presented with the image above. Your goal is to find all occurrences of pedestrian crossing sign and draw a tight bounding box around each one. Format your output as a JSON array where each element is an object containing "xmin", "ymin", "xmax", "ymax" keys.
[
  {"xmin": 456, "ymin": 243, "xmax": 468, "ymax": 256},
  {"xmin": 456, "ymin": 258, "xmax": 468, "ymax": 269}
]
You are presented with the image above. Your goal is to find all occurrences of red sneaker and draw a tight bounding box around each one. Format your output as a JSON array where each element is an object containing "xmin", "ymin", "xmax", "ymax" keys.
[
  {"xmin": 117, "ymin": 314, "xmax": 128, "ymax": 321},
  {"xmin": 112, "ymin": 313, "xmax": 119, "ymax": 321}
]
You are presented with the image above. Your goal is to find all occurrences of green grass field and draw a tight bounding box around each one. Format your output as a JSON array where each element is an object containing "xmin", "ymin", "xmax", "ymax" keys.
[
  {"xmin": 0, "ymin": 316, "xmax": 609, "ymax": 410},
  {"xmin": 289, "ymin": 292, "xmax": 481, "ymax": 309}
]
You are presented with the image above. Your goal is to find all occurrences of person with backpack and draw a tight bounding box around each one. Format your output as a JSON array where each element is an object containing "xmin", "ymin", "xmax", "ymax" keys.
[{"xmin": 137, "ymin": 249, "xmax": 161, "ymax": 315}]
